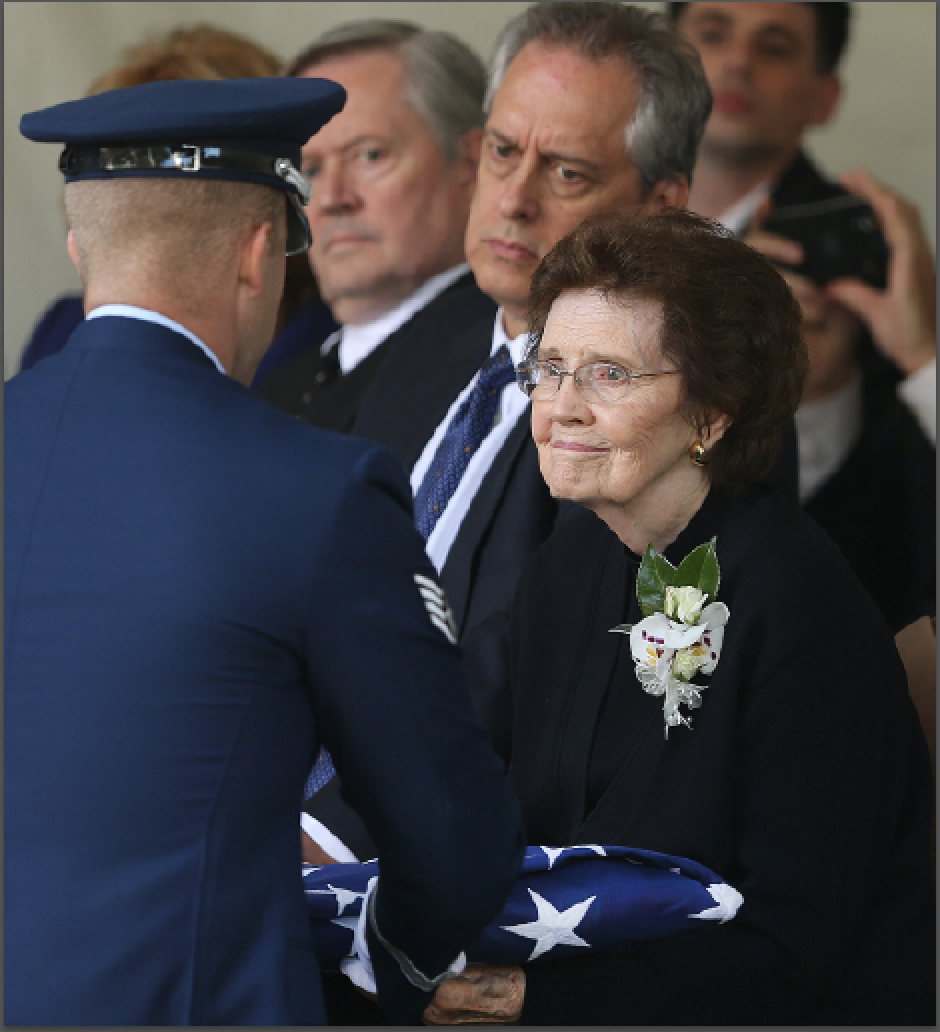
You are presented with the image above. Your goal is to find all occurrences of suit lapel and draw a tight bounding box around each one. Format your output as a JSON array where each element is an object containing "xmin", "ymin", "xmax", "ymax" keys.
[
  {"xmin": 439, "ymin": 413, "xmax": 530, "ymax": 630},
  {"xmin": 352, "ymin": 279, "xmax": 495, "ymax": 468},
  {"xmin": 551, "ymin": 530, "xmax": 631, "ymax": 843}
]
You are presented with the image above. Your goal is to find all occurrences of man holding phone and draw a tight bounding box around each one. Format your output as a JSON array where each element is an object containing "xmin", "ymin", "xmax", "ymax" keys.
[{"xmin": 670, "ymin": 1, "xmax": 935, "ymax": 634}]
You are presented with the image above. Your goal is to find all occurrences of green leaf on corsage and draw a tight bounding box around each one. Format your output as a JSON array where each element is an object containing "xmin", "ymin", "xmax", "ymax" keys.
[
  {"xmin": 673, "ymin": 536, "xmax": 720, "ymax": 603},
  {"xmin": 637, "ymin": 545, "xmax": 676, "ymax": 617}
]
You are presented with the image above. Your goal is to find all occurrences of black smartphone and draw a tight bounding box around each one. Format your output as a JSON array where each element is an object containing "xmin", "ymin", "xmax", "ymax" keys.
[{"xmin": 762, "ymin": 195, "xmax": 888, "ymax": 289}]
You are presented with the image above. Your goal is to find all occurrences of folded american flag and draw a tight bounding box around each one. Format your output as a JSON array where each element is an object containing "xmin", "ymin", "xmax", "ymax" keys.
[{"xmin": 302, "ymin": 844, "xmax": 742, "ymax": 991}]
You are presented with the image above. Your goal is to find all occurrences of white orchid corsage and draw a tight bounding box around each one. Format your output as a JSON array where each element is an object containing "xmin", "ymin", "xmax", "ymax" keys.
[{"xmin": 611, "ymin": 537, "xmax": 729, "ymax": 738}]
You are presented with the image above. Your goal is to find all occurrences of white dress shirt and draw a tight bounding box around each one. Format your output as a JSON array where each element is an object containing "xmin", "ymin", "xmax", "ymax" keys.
[
  {"xmin": 897, "ymin": 358, "xmax": 936, "ymax": 444},
  {"xmin": 794, "ymin": 370, "xmax": 863, "ymax": 503},
  {"xmin": 86, "ymin": 304, "xmax": 225, "ymax": 374},
  {"xmin": 411, "ymin": 311, "xmax": 531, "ymax": 573},
  {"xmin": 321, "ymin": 263, "xmax": 470, "ymax": 374},
  {"xmin": 715, "ymin": 179, "xmax": 772, "ymax": 237}
]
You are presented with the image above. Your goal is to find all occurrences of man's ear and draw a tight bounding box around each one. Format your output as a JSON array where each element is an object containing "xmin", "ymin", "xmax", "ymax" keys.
[
  {"xmin": 66, "ymin": 230, "xmax": 85, "ymax": 282},
  {"xmin": 456, "ymin": 126, "xmax": 483, "ymax": 188},
  {"xmin": 236, "ymin": 220, "xmax": 272, "ymax": 297},
  {"xmin": 808, "ymin": 74, "xmax": 841, "ymax": 128},
  {"xmin": 642, "ymin": 177, "xmax": 690, "ymax": 213}
]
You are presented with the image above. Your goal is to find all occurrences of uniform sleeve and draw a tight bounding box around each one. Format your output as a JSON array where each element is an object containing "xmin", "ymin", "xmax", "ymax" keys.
[{"xmin": 302, "ymin": 444, "xmax": 526, "ymax": 1024}]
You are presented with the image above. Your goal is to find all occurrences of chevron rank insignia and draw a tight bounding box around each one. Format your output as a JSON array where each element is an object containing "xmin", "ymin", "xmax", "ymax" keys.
[{"xmin": 414, "ymin": 574, "xmax": 458, "ymax": 645}]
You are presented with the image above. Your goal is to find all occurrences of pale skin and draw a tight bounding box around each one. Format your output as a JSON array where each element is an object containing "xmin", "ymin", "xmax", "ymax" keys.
[
  {"xmin": 678, "ymin": 2, "xmax": 841, "ymax": 219},
  {"xmin": 463, "ymin": 41, "xmax": 688, "ymax": 340},
  {"xmin": 298, "ymin": 49, "xmax": 481, "ymax": 326},
  {"xmin": 531, "ymin": 291, "xmax": 726, "ymax": 555},
  {"xmin": 67, "ymin": 212, "xmax": 286, "ymax": 387}
]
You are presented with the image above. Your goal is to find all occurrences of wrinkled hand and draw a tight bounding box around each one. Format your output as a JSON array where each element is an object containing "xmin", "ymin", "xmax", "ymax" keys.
[
  {"xmin": 826, "ymin": 168, "xmax": 936, "ymax": 376},
  {"xmin": 423, "ymin": 964, "xmax": 525, "ymax": 1025},
  {"xmin": 746, "ymin": 200, "xmax": 859, "ymax": 402}
]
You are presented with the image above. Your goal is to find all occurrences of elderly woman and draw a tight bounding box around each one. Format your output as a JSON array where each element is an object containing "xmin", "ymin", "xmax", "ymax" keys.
[{"xmin": 426, "ymin": 212, "xmax": 934, "ymax": 1026}]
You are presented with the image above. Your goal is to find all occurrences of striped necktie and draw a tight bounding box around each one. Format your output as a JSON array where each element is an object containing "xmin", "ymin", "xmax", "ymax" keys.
[{"xmin": 414, "ymin": 346, "xmax": 516, "ymax": 541}]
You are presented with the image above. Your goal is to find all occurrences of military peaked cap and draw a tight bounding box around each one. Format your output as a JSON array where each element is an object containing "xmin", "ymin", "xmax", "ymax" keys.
[{"xmin": 20, "ymin": 77, "xmax": 346, "ymax": 255}]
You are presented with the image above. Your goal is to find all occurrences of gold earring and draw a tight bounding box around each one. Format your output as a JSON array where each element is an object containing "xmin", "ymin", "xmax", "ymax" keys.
[{"xmin": 690, "ymin": 440, "xmax": 708, "ymax": 466}]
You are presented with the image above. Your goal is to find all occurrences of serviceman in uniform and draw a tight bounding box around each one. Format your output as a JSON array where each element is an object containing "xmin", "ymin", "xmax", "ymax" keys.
[{"xmin": 5, "ymin": 77, "xmax": 524, "ymax": 1026}]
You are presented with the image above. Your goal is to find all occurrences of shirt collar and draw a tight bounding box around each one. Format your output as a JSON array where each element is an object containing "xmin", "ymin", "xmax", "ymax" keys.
[
  {"xmin": 86, "ymin": 303, "xmax": 226, "ymax": 374},
  {"xmin": 716, "ymin": 180, "xmax": 773, "ymax": 237},
  {"xmin": 794, "ymin": 370, "xmax": 863, "ymax": 502},
  {"xmin": 330, "ymin": 263, "xmax": 471, "ymax": 375},
  {"xmin": 493, "ymin": 308, "xmax": 530, "ymax": 367}
]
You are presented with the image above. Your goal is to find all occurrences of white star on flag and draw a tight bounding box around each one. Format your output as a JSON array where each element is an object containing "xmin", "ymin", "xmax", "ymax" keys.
[
  {"xmin": 305, "ymin": 883, "xmax": 366, "ymax": 917},
  {"xmin": 541, "ymin": 847, "xmax": 566, "ymax": 868},
  {"xmin": 688, "ymin": 881, "xmax": 744, "ymax": 923},
  {"xmin": 502, "ymin": 888, "xmax": 596, "ymax": 961}
]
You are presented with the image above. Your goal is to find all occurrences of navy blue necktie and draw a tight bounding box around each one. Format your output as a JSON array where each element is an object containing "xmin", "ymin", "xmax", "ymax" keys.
[
  {"xmin": 415, "ymin": 346, "xmax": 516, "ymax": 541},
  {"xmin": 304, "ymin": 747, "xmax": 335, "ymax": 800}
]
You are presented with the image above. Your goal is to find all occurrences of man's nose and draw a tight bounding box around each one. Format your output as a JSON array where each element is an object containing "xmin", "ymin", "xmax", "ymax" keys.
[
  {"xmin": 721, "ymin": 34, "xmax": 754, "ymax": 76},
  {"xmin": 498, "ymin": 157, "xmax": 540, "ymax": 222},
  {"xmin": 313, "ymin": 157, "xmax": 359, "ymax": 215}
]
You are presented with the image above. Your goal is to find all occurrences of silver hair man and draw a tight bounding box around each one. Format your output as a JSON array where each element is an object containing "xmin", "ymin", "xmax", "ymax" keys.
[
  {"xmin": 485, "ymin": 2, "xmax": 712, "ymax": 193},
  {"xmin": 288, "ymin": 20, "xmax": 484, "ymax": 161}
]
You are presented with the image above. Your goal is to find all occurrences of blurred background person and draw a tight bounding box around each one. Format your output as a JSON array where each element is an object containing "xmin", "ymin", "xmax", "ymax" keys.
[
  {"xmin": 258, "ymin": 20, "xmax": 491, "ymax": 432},
  {"xmin": 18, "ymin": 23, "xmax": 338, "ymax": 386},
  {"xmin": 670, "ymin": 1, "xmax": 935, "ymax": 633}
]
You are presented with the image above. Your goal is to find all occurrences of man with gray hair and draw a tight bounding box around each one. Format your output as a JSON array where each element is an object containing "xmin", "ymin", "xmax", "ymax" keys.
[
  {"xmin": 260, "ymin": 20, "xmax": 494, "ymax": 432},
  {"xmin": 352, "ymin": 2, "xmax": 711, "ymax": 639}
]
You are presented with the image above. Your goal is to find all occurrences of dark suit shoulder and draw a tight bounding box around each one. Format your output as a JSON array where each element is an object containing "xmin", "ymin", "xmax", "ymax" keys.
[
  {"xmin": 353, "ymin": 278, "xmax": 497, "ymax": 465},
  {"xmin": 772, "ymin": 149, "xmax": 846, "ymax": 207}
]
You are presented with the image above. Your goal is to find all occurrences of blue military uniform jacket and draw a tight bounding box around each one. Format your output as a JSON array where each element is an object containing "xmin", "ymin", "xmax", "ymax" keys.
[{"xmin": 5, "ymin": 315, "xmax": 523, "ymax": 1025}]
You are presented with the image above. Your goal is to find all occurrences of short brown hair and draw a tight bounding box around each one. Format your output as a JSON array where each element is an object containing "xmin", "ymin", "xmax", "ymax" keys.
[{"xmin": 527, "ymin": 211, "xmax": 807, "ymax": 492}]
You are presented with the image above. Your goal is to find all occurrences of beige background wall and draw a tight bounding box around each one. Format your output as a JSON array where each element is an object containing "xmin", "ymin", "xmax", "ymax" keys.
[{"xmin": 4, "ymin": 1, "xmax": 936, "ymax": 380}]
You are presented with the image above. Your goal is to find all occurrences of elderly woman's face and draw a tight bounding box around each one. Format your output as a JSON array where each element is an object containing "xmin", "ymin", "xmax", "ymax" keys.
[{"xmin": 531, "ymin": 290, "xmax": 703, "ymax": 524}]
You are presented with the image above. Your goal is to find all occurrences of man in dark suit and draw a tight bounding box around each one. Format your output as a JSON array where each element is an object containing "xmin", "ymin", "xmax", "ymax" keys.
[
  {"xmin": 258, "ymin": 20, "xmax": 492, "ymax": 431},
  {"xmin": 351, "ymin": 3, "xmax": 712, "ymax": 640},
  {"xmin": 5, "ymin": 78, "xmax": 524, "ymax": 1026},
  {"xmin": 300, "ymin": 0, "xmax": 713, "ymax": 866},
  {"xmin": 670, "ymin": 2, "xmax": 936, "ymax": 631}
]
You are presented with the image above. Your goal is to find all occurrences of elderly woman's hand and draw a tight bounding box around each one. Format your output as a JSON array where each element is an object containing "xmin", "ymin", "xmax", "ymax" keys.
[{"xmin": 422, "ymin": 963, "xmax": 525, "ymax": 1025}]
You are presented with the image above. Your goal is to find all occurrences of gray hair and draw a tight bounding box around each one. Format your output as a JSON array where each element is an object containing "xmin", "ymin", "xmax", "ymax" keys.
[
  {"xmin": 287, "ymin": 20, "xmax": 484, "ymax": 161},
  {"xmin": 485, "ymin": 2, "xmax": 711, "ymax": 194}
]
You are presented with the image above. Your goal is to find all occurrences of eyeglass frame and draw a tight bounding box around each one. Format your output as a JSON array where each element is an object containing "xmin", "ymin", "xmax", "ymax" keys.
[{"xmin": 515, "ymin": 358, "xmax": 680, "ymax": 403}]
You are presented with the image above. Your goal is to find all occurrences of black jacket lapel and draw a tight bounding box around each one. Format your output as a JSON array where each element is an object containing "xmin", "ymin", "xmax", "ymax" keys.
[{"xmin": 551, "ymin": 529, "xmax": 631, "ymax": 843}]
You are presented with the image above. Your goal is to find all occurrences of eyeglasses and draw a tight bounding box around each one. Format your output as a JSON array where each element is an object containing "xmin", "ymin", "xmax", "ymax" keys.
[{"xmin": 516, "ymin": 359, "xmax": 679, "ymax": 403}]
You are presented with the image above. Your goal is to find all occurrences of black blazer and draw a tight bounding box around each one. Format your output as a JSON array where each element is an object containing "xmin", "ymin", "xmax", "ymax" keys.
[
  {"xmin": 465, "ymin": 486, "xmax": 935, "ymax": 1025},
  {"xmin": 259, "ymin": 272, "xmax": 493, "ymax": 434},
  {"xmin": 354, "ymin": 290, "xmax": 572, "ymax": 639}
]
